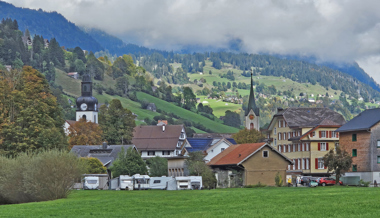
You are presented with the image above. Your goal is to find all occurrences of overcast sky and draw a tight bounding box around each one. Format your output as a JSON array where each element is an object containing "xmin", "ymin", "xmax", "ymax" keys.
[{"xmin": 5, "ymin": 0, "xmax": 380, "ymax": 83}]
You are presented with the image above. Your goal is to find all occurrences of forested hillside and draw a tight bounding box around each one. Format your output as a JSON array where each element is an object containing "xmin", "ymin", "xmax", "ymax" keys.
[{"xmin": 0, "ymin": 1, "xmax": 103, "ymax": 51}]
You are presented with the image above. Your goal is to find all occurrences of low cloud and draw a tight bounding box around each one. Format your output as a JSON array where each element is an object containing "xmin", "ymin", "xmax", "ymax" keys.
[{"xmin": 6, "ymin": 0, "xmax": 380, "ymax": 64}]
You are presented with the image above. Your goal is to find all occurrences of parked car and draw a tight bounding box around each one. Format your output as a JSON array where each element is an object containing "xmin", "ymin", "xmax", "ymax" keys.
[
  {"xmin": 318, "ymin": 177, "xmax": 343, "ymax": 186},
  {"xmin": 310, "ymin": 179, "xmax": 319, "ymax": 187},
  {"xmin": 300, "ymin": 176, "xmax": 313, "ymax": 185}
]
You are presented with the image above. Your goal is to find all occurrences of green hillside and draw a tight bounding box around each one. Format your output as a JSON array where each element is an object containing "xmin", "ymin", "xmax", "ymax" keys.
[{"xmin": 136, "ymin": 92, "xmax": 239, "ymax": 133}]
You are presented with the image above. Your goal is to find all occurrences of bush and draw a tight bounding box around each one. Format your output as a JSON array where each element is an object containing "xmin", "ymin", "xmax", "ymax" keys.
[
  {"xmin": 81, "ymin": 157, "xmax": 107, "ymax": 174},
  {"xmin": 275, "ymin": 172, "xmax": 283, "ymax": 187},
  {"xmin": 0, "ymin": 150, "xmax": 84, "ymax": 205},
  {"xmin": 358, "ymin": 179, "xmax": 370, "ymax": 187}
]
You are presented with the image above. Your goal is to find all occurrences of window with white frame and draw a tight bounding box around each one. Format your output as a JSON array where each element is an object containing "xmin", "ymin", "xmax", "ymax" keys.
[
  {"xmin": 283, "ymin": 145, "xmax": 286, "ymax": 153},
  {"xmin": 262, "ymin": 150, "xmax": 269, "ymax": 158},
  {"xmin": 320, "ymin": 131, "xmax": 326, "ymax": 138},
  {"xmin": 177, "ymin": 141, "xmax": 182, "ymax": 147},
  {"xmin": 288, "ymin": 144, "xmax": 291, "ymax": 152},
  {"xmin": 302, "ymin": 143, "xmax": 305, "ymax": 151},
  {"xmin": 312, "ymin": 131, "xmax": 315, "ymax": 137},
  {"xmin": 318, "ymin": 158, "xmax": 324, "ymax": 169},
  {"xmin": 298, "ymin": 143, "xmax": 301, "ymax": 151},
  {"xmin": 306, "ymin": 143, "xmax": 309, "ymax": 151},
  {"xmin": 274, "ymin": 127, "xmax": 277, "ymax": 135},
  {"xmin": 162, "ymin": 151, "xmax": 170, "ymax": 155},
  {"xmin": 148, "ymin": 151, "xmax": 155, "ymax": 156},
  {"xmin": 302, "ymin": 159, "xmax": 305, "ymax": 170},
  {"xmin": 292, "ymin": 159, "xmax": 295, "ymax": 170},
  {"xmin": 293, "ymin": 144, "xmax": 296, "ymax": 152},
  {"xmin": 288, "ymin": 132, "xmax": 291, "ymax": 139},
  {"xmin": 283, "ymin": 133, "xmax": 286, "ymax": 140},
  {"xmin": 332, "ymin": 131, "xmax": 337, "ymax": 138},
  {"xmin": 221, "ymin": 148, "xmax": 225, "ymax": 152},
  {"xmin": 274, "ymin": 139, "xmax": 277, "ymax": 146},
  {"xmin": 377, "ymin": 140, "xmax": 380, "ymax": 148},
  {"xmin": 306, "ymin": 158, "xmax": 309, "ymax": 170},
  {"xmin": 298, "ymin": 159, "xmax": 301, "ymax": 170},
  {"xmin": 320, "ymin": 142, "xmax": 327, "ymax": 151},
  {"xmin": 279, "ymin": 133, "xmax": 282, "ymax": 140},
  {"xmin": 278, "ymin": 145, "xmax": 282, "ymax": 152}
]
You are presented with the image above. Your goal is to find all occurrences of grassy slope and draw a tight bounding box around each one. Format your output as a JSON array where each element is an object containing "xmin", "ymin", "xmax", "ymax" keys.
[
  {"xmin": 55, "ymin": 68, "xmax": 237, "ymax": 132},
  {"xmin": 136, "ymin": 92, "xmax": 239, "ymax": 133},
  {"xmin": 2, "ymin": 187, "xmax": 380, "ymax": 217}
]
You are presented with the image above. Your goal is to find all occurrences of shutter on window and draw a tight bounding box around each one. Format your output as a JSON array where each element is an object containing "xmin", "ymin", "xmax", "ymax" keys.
[
  {"xmin": 319, "ymin": 131, "xmax": 322, "ymax": 138},
  {"xmin": 326, "ymin": 143, "xmax": 329, "ymax": 150},
  {"xmin": 315, "ymin": 158, "xmax": 318, "ymax": 169},
  {"xmin": 337, "ymin": 132, "xmax": 339, "ymax": 138},
  {"xmin": 310, "ymin": 132, "xmax": 312, "ymax": 137},
  {"xmin": 318, "ymin": 143, "xmax": 321, "ymax": 151},
  {"xmin": 329, "ymin": 131, "xmax": 332, "ymax": 138}
]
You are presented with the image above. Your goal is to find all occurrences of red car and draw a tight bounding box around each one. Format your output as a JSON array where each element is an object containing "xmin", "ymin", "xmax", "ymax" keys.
[{"xmin": 318, "ymin": 177, "xmax": 343, "ymax": 186}]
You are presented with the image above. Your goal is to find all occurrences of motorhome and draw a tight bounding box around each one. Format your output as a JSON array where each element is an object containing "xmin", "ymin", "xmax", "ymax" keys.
[
  {"xmin": 120, "ymin": 175, "xmax": 133, "ymax": 190},
  {"xmin": 133, "ymin": 174, "xmax": 150, "ymax": 190},
  {"xmin": 149, "ymin": 176, "xmax": 175, "ymax": 190},
  {"xmin": 84, "ymin": 176, "xmax": 99, "ymax": 190},
  {"xmin": 189, "ymin": 176, "xmax": 203, "ymax": 189}
]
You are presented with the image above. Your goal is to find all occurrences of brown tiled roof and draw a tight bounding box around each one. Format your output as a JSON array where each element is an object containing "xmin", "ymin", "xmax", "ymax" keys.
[
  {"xmin": 132, "ymin": 125, "xmax": 183, "ymax": 151},
  {"xmin": 208, "ymin": 142, "xmax": 266, "ymax": 166},
  {"xmin": 66, "ymin": 120, "xmax": 76, "ymax": 126}
]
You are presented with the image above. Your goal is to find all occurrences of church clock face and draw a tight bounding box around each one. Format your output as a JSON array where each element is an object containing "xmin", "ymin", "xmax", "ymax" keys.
[{"xmin": 80, "ymin": 103, "xmax": 88, "ymax": 111}]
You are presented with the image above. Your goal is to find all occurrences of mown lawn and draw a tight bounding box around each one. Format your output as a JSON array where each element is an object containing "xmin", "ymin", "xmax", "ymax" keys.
[{"xmin": 2, "ymin": 187, "xmax": 380, "ymax": 217}]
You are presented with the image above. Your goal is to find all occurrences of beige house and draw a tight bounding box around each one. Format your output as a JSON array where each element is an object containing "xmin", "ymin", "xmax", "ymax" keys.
[
  {"xmin": 208, "ymin": 142, "xmax": 292, "ymax": 187},
  {"xmin": 264, "ymin": 107, "xmax": 345, "ymax": 176}
]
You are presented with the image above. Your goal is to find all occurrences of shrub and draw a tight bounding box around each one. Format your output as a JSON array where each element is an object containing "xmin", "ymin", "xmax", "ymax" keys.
[
  {"xmin": 358, "ymin": 179, "xmax": 370, "ymax": 187},
  {"xmin": 81, "ymin": 157, "xmax": 107, "ymax": 174},
  {"xmin": 245, "ymin": 182, "xmax": 267, "ymax": 188},
  {"xmin": 0, "ymin": 150, "xmax": 84, "ymax": 205},
  {"xmin": 275, "ymin": 172, "xmax": 283, "ymax": 187}
]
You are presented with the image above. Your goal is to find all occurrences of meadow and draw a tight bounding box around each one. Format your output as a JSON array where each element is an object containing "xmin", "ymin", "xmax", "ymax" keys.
[{"xmin": 2, "ymin": 187, "xmax": 379, "ymax": 217}]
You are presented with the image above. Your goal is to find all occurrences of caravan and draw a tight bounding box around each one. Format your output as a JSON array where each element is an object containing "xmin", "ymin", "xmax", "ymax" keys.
[
  {"xmin": 84, "ymin": 176, "xmax": 99, "ymax": 190},
  {"xmin": 149, "ymin": 176, "xmax": 175, "ymax": 190},
  {"xmin": 133, "ymin": 174, "xmax": 150, "ymax": 190},
  {"xmin": 120, "ymin": 175, "xmax": 133, "ymax": 190}
]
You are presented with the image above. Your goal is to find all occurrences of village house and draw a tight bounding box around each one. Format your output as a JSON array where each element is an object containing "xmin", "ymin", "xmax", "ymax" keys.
[
  {"xmin": 146, "ymin": 103, "xmax": 156, "ymax": 112},
  {"xmin": 68, "ymin": 72, "xmax": 78, "ymax": 79},
  {"xmin": 208, "ymin": 142, "xmax": 292, "ymax": 187},
  {"xmin": 21, "ymin": 35, "xmax": 32, "ymax": 46},
  {"xmin": 132, "ymin": 124, "xmax": 187, "ymax": 177},
  {"xmin": 71, "ymin": 143, "xmax": 137, "ymax": 168},
  {"xmin": 336, "ymin": 108, "xmax": 380, "ymax": 183},
  {"xmin": 44, "ymin": 39, "xmax": 49, "ymax": 48},
  {"xmin": 182, "ymin": 137, "xmax": 237, "ymax": 162},
  {"xmin": 264, "ymin": 107, "xmax": 346, "ymax": 177}
]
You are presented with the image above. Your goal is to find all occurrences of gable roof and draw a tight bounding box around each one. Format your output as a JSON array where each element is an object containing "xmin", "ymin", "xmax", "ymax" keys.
[
  {"xmin": 208, "ymin": 143, "xmax": 293, "ymax": 166},
  {"xmin": 70, "ymin": 145, "xmax": 136, "ymax": 167},
  {"xmin": 336, "ymin": 108, "xmax": 380, "ymax": 132},
  {"xmin": 186, "ymin": 137, "xmax": 236, "ymax": 153},
  {"xmin": 269, "ymin": 107, "xmax": 345, "ymax": 129},
  {"xmin": 132, "ymin": 125, "xmax": 184, "ymax": 151}
]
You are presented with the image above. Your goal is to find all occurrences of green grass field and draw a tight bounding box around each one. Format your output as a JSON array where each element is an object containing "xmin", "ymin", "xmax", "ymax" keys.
[
  {"xmin": 2, "ymin": 187, "xmax": 379, "ymax": 217},
  {"xmin": 136, "ymin": 92, "xmax": 239, "ymax": 133},
  {"xmin": 196, "ymin": 96, "xmax": 242, "ymax": 118}
]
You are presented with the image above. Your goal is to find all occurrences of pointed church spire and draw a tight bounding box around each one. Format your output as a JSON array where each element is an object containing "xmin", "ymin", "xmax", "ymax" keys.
[{"xmin": 245, "ymin": 69, "xmax": 259, "ymax": 116}]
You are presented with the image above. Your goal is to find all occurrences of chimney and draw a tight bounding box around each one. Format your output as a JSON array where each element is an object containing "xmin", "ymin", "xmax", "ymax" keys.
[
  {"xmin": 102, "ymin": 141, "xmax": 107, "ymax": 149},
  {"xmin": 162, "ymin": 125, "xmax": 165, "ymax": 132}
]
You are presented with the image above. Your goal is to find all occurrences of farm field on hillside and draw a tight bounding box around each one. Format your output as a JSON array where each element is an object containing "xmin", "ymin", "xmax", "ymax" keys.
[
  {"xmin": 2, "ymin": 187, "xmax": 379, "ymax": 217},
  {"xmin": 196, "ymin": 96, "xmax": 242, "ymax": 118},
  {"xmin": 136, "ymin": 92, "xmax": 239, "ymax": 133}
]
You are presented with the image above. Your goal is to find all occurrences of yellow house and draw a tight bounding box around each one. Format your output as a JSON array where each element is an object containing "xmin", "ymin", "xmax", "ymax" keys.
[{"xmin": 264, "ymin": 107, "xmax": 346, "ymax": 176}]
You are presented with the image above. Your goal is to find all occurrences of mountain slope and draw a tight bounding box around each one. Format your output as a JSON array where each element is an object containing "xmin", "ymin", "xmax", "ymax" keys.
[{"xmin": 0, "ymin": 1, "xmax": 103, "ymax": 51}]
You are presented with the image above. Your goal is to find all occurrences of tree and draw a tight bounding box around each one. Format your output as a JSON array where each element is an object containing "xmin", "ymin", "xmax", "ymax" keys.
[
  {"xmin": 98, "ymin": 99, "xmax": 136, "ymax": 144},
  {"xmin": 146, "ymin": 156, "xmax": 168, "ymax": 177},
  {"xmin": 68, "ymin": 118, "xmax": 103, "ymax": 148},
  {"xmin": 323, "ymin": 146, "xmax": 352, "ymax": 185},
  {"xmin": 110, "ymin": 147, "xmax": 147, "ymax": 178},
  {"xmin": 233, "ymin": 128, "xmax": 265, "ymax": 144},
  {"xmin": 223, "ymin": 110, "xmax": 241, "ymax": 128},
  {"xmin": 81, "ymin": 157, "xmax": 107, "ymax": 174},
  {"xmin": 185, "ymin": 152, "xmax": 216, "ymax": 189},
  {"xmin": 0, "ymin": 67, "xmax": 68, "ymax": 156},
  {"xmin": 182, "ymin": 87, "xmax": 197, "ymax": 110}
]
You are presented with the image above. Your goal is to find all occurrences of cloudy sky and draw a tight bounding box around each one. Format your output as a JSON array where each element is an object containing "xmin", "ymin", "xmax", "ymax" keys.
[{"xmin": 5, "ymin": 0, "xmax": 380, "ymax": 82}]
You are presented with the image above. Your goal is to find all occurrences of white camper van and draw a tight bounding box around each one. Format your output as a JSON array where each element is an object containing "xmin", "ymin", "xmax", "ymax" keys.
[
  {"xmin": 149, "ymin": 176, "xmax": 175, "ymax": 190},
  {"xmin": 84, "ymin": 176, "xmax": 99, "ymax": 190},
  {"xmin": 175, "ymin": 177, "xmax": 192, "ymax": 190},
  {"xmin": 120, "ymin": 175, "xmax": 133, "ymax": 190},
  {"xmin": 133, "ymin": 174, "xmax": 150, "ymax": 190},
  {"xmin": 189, "ymin": 176, "xmax": 203, "ymax": 190}
]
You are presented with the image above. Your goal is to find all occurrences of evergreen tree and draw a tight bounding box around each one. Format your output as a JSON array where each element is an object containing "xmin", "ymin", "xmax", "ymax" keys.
[
  {"xmin": 110, "ymin": 147, "xmax": 147, "ymax": 177},
  {"xmin": 99, "ymin": 99, "xmax": 136, "ymax": 144}
]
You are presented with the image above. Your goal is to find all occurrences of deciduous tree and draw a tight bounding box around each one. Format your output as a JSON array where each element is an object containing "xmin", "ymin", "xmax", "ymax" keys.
[
  {"xmin": 146, "ymin": 156, "xmax": 168, "ymax": 177},
  {"xmin": 323, "ymin": 146, "xmax": 352, "ymax": 185},
  {"xmin": 81, "ymin": 157, "xmax": 107, "ymax": 174},
  {"xmin": 68, "ymin": 118, "xmax": 103, "ymax": 148},
  {"xmin": 110, "ymin": 147, "xmax": 147, "ymax": 177},
  {"xmin": 233, "ymin": 128, "xmax": 264, "ymax": 144},
  {"xmin": 185, "ymin": 151, "xmax": 216, "ymax": 189}
]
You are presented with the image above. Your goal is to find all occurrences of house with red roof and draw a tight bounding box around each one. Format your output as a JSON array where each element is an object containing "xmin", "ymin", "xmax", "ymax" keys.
[{"xmin": 208, "ymin": 142, "xmax": 292, "ymax": 187}]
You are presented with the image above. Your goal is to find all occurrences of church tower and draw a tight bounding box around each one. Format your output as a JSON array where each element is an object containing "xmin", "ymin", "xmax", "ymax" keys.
[
  {"xmin": 245, "ymin": 72, "xmax": 260, "ymax": 131},
  {"xmin": 76, "ymin": 74, "xmax": 98, "ymax": 123}
]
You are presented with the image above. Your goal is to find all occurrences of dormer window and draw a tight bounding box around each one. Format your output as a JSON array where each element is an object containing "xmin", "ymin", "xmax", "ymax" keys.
[
  {"xmin": 177, "ymin": 141, "xmax": 181, "ymax": 147},
  {"xmin": 180, "ymin": 132, "xmax": 185, "ymax": 139}
]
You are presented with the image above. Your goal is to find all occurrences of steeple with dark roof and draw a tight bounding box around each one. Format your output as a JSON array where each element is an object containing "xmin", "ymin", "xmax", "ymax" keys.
[{"xmin": 245, "ymin": 71, "xmax": 259, "ymax": 116}]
